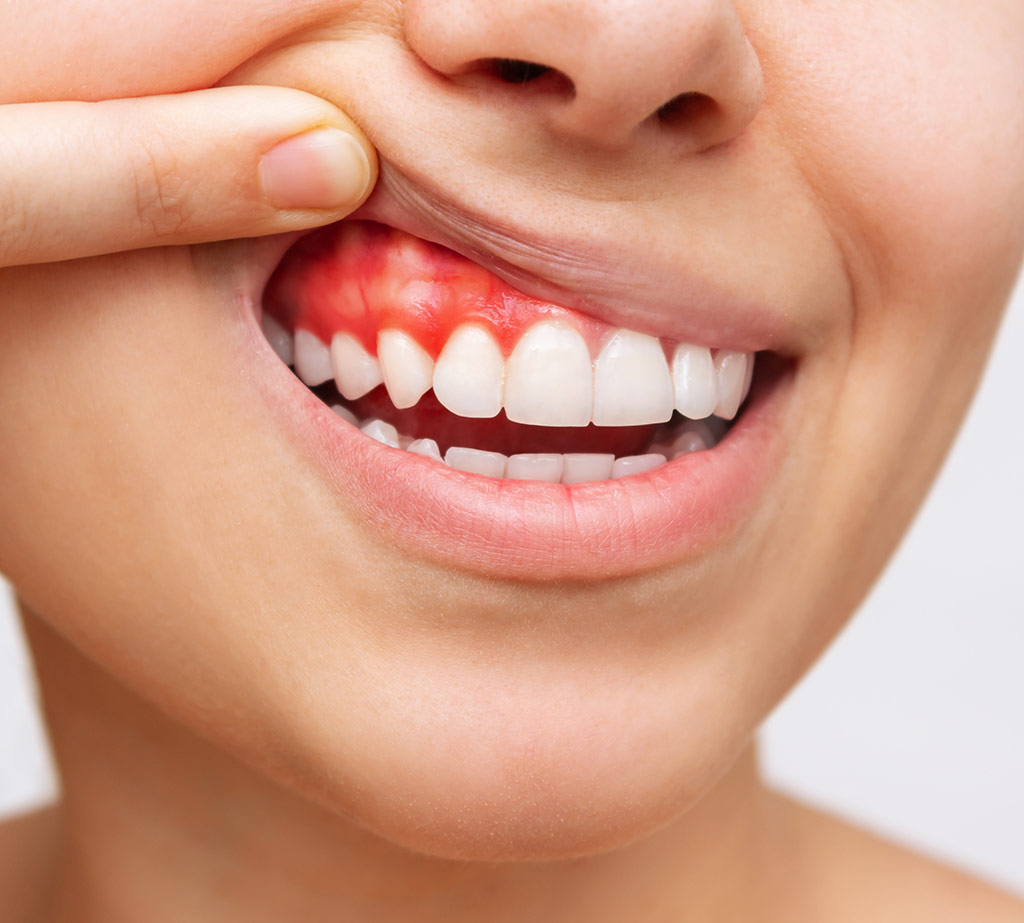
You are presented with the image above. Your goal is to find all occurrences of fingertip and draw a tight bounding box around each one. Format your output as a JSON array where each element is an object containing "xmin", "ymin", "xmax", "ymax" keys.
[{"xmin": 259, "ymin": 127, "xmax": 373, "ymax": 212}]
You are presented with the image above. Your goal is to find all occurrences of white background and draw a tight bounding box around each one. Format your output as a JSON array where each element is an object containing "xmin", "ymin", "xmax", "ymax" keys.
[{"xmin": 2, "ymin": 276, "xmax": 1022, "ymax": 893}]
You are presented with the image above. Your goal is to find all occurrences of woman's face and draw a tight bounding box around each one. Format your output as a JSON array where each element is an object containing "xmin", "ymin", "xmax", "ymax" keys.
[{"xmin": 1, "ymin": 0, "xmax": 1022, "ymax": 860}]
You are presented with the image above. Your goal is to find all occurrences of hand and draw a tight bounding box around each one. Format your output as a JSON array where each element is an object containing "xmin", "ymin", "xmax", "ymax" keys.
[{"xmin": 0, "ymin": 84, "xmax": 377, "ymax": 268}]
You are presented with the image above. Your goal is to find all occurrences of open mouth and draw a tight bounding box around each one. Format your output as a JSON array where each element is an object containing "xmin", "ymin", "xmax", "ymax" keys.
[{"xmin": 259, "ymin": 221, "xmax": 762, "ymax": 485}]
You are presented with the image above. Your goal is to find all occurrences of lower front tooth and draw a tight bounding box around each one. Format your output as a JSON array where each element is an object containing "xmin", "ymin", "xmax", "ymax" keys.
[
  {"xmin": 611, "ymin": 454, "xmax": 667, "ymax": 478},
  {"xmin": 294, "ymin": 329, "xmax": 334, "ymax": 386},
  {"xmin": 444, "ymin": 446, "xmax": 508, "ymax": 478},
  {"xmin": 330, "ymin": 404, "xmax": 359, "ymax": 427},
  {"xmin": 407, "ymin": 437, "xmax": 443, "ymax": 462},
  {"xmin": 561, "ymin": 453, "xmax": 614, "ymax": 485},
  {"xmin": 671, "ymin": 432, "xmax": 708, "ymax": 458},
  {"xmin": 360, "ymin": 419, "xmax": 400, "ymax": 448},
  {"xmin": 506, "ymin": 453, "xmax": 565, "ymax": 483}
]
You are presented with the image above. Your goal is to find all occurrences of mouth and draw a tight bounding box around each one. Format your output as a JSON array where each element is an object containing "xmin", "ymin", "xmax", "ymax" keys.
[{"xmin": 252, "ymin": 220, "xmax": 796, "ymax": 578}]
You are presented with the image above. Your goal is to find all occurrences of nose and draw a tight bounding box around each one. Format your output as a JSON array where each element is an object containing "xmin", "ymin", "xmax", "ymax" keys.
[{"xmin": 404, "ymin": 0, "xmax": 764, "ymax": 151}]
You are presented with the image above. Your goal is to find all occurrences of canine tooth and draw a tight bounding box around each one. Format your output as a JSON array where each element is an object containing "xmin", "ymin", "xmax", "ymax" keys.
[
  {"xmin": 407, "ymin": 438, "xmax": 443, "ymax": 462},
  {"xmin": 330, "ymin": 404, "xmax": 359, "ymax": 427},
  {"xmin": 592, "ymin": 330, "xmax": 674, "ymax": 425},
  {"xmin": 506, "ymin": 453, "xmax": 565, "ymax": 483},
  {"xmin": 377, "ymin": 329, "xmax": 434, "ymax": 409},
  {"xmin": 432, "ymin": 325, "xmax": 504, "ymax": 418},
  {"xmin": 505, "ymin": 321, "xmax": 593, "ymax": 427},
  {"xmin": 294, "ymin": 329, "xmax": 333, "ymax": 386},
  {"xmin": 611, "ymin": 453, "xmax": 667, "ymax": 478},
  {"xmin": 261, "ymin": 313, "xmax": 294, "ymax": 366},
  {"xmin": 360, "ymin": 419, "xmax": 400, "ymax": 448},
  {"xmin": 332, "ymin": 333, "xmax": 384, "ymax": 400},
  {"xmin": 444, "ymin": 446, "xmax": 508, "ymax": 478},
  {"xmin": 561, "ymin": 453, "xmax": 614, "ymax": 484},
  {"xmin": 713, "ymin": 351, "xmax": 750, "ymax": 420},
  {"xmin": 671, "ymin": 343, "xmax": 717, "ymax": 420}
]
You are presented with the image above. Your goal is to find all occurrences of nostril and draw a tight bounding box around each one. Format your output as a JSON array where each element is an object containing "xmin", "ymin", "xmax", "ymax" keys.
[
  {"xmin": 487, "ymin": 58, "xmax": 552, "ymax": 84},
  {"xmin": 656, "ymin": 92, "xmax": 716, "ymax": 127}
]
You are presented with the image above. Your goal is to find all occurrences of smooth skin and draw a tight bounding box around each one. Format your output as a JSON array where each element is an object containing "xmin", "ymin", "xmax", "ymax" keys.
[{"xmin": 1, "ymin": 1, "xmax": 1023, "ymax": 921}]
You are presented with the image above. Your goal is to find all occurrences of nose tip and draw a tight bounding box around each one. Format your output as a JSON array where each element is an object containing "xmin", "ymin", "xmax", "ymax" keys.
[{"xmin": 405, "ymin": 0, "xmax": 764, "ymax": 151}]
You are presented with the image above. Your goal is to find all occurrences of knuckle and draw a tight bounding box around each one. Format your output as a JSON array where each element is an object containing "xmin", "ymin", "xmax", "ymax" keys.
[
  {"xmin": 0, "ymin": 142, "xmax": 34, "ymax": 266},
  {"xmin": 126, "ymin": 125, "xmax": 198, "ymax": 242}
]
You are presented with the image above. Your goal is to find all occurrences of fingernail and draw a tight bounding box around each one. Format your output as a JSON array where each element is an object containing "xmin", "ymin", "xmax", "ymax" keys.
[{"xmin": 260, "ymin": 128, "xmax": 371, "ymax": 210}]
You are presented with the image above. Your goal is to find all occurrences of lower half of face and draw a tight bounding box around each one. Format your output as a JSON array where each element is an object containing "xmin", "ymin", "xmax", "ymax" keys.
[{"xmin": 0, "ymin": 0, "xmax": 1021, "ymax": 861}]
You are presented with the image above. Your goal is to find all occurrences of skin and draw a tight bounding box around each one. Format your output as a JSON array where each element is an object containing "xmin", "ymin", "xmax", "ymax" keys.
[{"xmin": 1, "ymin": 1, "xmax": 1023, "ymax": 920}]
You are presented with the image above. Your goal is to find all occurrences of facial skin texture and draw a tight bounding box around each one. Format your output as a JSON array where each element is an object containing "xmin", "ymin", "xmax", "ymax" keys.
[{"xmin": 1, "ymin": 1, "xmax": 1023, "ymax": 919}]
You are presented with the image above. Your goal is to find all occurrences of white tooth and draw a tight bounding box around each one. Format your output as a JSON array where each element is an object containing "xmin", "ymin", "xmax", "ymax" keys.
[
  {"xmin": 505, "ymin": 321, "xmax": 593, "ymax": 427},
  {"xmin": 407, "ymin": 437, "xmax": 443, "ymax": 462},
  {"xmin": 294, "ymin": 329, "xmax": 333, "ymax": 386},
  {"xmin": 678, "ymin": 418, "xmax": 716, "ymax": 447},
  {"xmin": 261, "ymin": 313, "xmax": 294, "ymax": 366},
  {"xmin": 611, "ymin": 453, "xmax": 667, "ymax": 479},
  {"xmin": 331, "ymin": 333, "xmax": 384, "ymax": 400},
  {"xmin": 671, "ymin": 343, "xmax": 717, "ymax": 420},
  {"xmin": 671, "ymin": 431, "xmax": 708, "ymax": 459},
  {"xmin": 330, "ymin": 404, "xmax": 359, "ymax": 427},
  {"xmin": 506, "ymin": 453, "xmax": 565, "ymax": 483},
  {"xmin": 360, "ymin": 419, "xmax": 400, "ymax": 448},
  {"xmin": 444, "ymin": 446, "xmax": 508, "ymax": 478},
  {"xmin": 432, "ymin": 325, "xmax": 504, "ymax": 418},
  {"xmin": 561, "ymin": 453, "xmax": 614, "ymax": 485},
  {"xmin": 713, "ymin": 351, "xmax": 750, "ymax": 420},
  {"xmin": 740, "ymin": 353, "xmax": 755, "ymax": 404},
  {"xmin": 592, "ymin": 330, "xmax": 675, "ymax": 426},
  {"xmin": 377, "ymin": 329, "xmax": 434, "ymax": 409}
]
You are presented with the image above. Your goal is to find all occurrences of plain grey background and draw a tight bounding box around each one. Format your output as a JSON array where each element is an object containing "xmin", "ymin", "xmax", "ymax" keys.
[{"xmin": 2, "ymin": 274, "xmax": 1022, "ymax": 892}]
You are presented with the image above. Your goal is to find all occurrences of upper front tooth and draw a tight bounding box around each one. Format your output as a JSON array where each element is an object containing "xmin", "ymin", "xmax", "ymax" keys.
[
  {"xmin": 294, "ymin": 329, "xmax": 333, "ymax": 386},
  {"xmin": 592, "ymin": 330, "xmax": 674, "ymax": 425},
  {"xmin": 432, "ymin": 324, "xmax": 504, "ymax": 418},
  {"xmin": 713, "ymin": 351, "xmax": 751, "ymax": 420},
  {"xmin": 504, "ymin": 321, "xmax": 593, "ymax": 427},
  {"xmin": 671, "ymin": 343, "xmax": 717, "ymax": 420},
  {"xmin": 377, "ymin": 329, "xmax": 434, "ymax": 409},
  {"xmin": 331, "ymin": 333, "xmax": 384, "ymax": 400}
]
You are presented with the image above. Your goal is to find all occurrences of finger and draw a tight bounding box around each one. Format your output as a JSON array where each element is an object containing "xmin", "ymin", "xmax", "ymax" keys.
[{"xmin": 0, "ymin": 85, "xmax": 377, "ymax": 268}]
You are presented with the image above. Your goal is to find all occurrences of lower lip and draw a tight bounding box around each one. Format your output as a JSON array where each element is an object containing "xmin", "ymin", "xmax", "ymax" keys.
[{"xmin": 241, "ymin": 262, "xmax": 792, "ymax": 583}]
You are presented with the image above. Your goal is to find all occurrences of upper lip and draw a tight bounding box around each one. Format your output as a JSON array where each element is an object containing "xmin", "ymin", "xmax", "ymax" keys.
[{"xmin": 348, "ymin": 161, "xmax": 802, "ymax": 355}]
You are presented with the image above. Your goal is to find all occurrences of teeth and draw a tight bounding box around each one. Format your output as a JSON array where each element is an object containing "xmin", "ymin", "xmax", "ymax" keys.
[
  {"xmin": 331, "ymin": 333, "xmax": 384, "ymax": 400},
  {"xmin": 407, "ymin": 437, "xmax": 443, "ymax": 462},
  {"xmin": 330, "ymin": 403, "xmax": 359, "ymax": 426},
  {"xmin": 261, "ymin": 313, "xmax": 294, "ymax": 366},
  {"xmin": 432, "ymin": 325, "xmax": 505, "ymax": 418},
  {"xmin": 444, "ymin": 446, "xmax": 508, "ymax": 478},
  {"xmin": 294, "ymin": 329, "xmax": 334, "ymax": 386},
  {"xmin": 671, "ymin": 343, "xmax": 718, "ymax": 420},
  {"xmin": 611, "ymin": 453, "xmax": 667, "ymax": 478},
  {"xmin": 592, "ymin": 330, "xmax": 675, "ymax": 426},
  {"xmin": 561, "ymin": 453, "xmax": 615, "ymax": 485},
  {"xmin": 713, "ymin": 351, "xmax": 750, "ymax": 420},
  {"xmin": 377, "ymin": 329, "xmax": 435, "ymax": 409},
  {"xmin": 505, "ymin": 321, "xmax": 593, "ymax": 427},
  {"xmin": 360, "ymin": 418, "xmax": 400, "ymax": 448},
  {"xmin": 506, "ymin": 453, "xmax": 565, "ymax": 483}
]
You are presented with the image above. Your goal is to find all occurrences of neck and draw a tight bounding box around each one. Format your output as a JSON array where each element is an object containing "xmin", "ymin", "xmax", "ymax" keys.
[{"xmin": 24, "ymin": 609, "xmax": 794, "ymax": 923}]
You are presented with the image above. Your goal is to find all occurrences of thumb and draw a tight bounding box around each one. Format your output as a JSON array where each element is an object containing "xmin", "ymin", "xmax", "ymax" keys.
[{"xmin": 0, "ymin": 85, "xmax": 377, "ymax": 268}]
